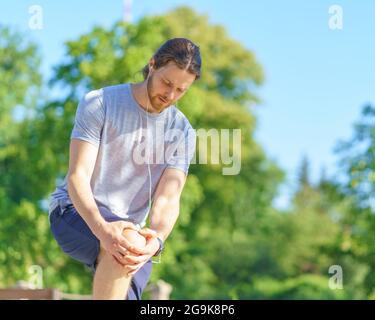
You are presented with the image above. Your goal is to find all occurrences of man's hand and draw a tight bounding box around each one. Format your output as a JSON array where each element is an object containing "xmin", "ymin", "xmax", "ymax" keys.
[
  {"xmin": 96, "ymin": 221, "xmax": 145, "ymax": 263},
  {"xmin": 123, "ymin": 228, "xmax": 161, "ymax": 276}
]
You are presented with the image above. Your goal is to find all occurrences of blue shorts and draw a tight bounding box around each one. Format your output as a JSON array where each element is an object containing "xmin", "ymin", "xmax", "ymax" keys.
[{"xmin": 49, "ymin": 204, "xmax": 152, "ymax": 300}]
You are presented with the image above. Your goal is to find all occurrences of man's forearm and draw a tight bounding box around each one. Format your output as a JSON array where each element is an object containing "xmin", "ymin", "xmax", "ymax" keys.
[
  {"xmin": 67, "ymin": 173, "xmax": 107, "ymax": 237},
  {"xmin": 149, "ymin": 196, "xmax": 180, "ymax": 242}
]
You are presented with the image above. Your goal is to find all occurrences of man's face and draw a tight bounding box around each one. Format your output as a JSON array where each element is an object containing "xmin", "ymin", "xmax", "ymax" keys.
[{"xmin": 146, "ymin": 61, "xmax": 196, "ymax": 113}]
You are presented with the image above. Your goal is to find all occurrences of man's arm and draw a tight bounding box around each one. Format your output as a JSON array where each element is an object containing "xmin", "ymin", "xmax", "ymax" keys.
[
  {"xmin": 124, "ymin": 167, "xmax": 187, "ymax": 276},
  {"xmin": 67, "ymin": 139, "xmax": 106, "ymax": 236},
  {"xmin": 67, "ymin": 139, "xmax": 142, "ymax": 262},
  {"xmin": 149, "ymin": 167, "xmax": 187, "ymax": 242}
]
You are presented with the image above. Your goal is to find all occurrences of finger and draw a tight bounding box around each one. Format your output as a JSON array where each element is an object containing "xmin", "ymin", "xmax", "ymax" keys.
[
  {"xmin": 123, "ymin": 259, "xmax": 138, "ymax": 266},
  {"xmin": 113, "ymin": 243, "xmax": 127, "ymax": 257},
  {"xmin": 118, "ymin": 253, "xmax": 140, "ymax": 266},
  {"xmin": 121, "ymin": 221, "xmax": 140, "ymax": 231},
  {"xmin": 141, "ymin": 242, "xmax": 158, "ymax": 256},
  {"xmin": 125, "ymin": 263, "xmax": 141, "ymax": 272},
  {"xmin": 123, "ymin": 254, "xmax": 149, "ymax": 265},
  {"xmin": 118, "ymin": 238, "xmax": 146, "ymax": 255},
  {"xmin": 116, "ymin": 237, "xmax": 143, "ymax": 254},
  {"xmin": 127, "ymin": 264, "xmax": 143, "ymax": 276},
  {"xmin": 112, "ymin": 254, "xmax": 126, "ymax": 266},
  {"xmin": 114, "ymin": 253, "xmax": 139, "ymax": 267},
  {"xmin": 114, "ymin": 251, "xmax": 125, "ymax": 263},
  {"xmin": 138, "ymin": 228, "xmax": 157, "ymax": 239},
  {"xmin": 139, "ymin": 227, "xmax": 157, "ymax": 235}
]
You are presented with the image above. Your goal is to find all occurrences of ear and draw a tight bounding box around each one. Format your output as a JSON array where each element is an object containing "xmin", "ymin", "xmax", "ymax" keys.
[{"xmin": 149, "ymin": 58, "xmax": 155, "ymax": 70}]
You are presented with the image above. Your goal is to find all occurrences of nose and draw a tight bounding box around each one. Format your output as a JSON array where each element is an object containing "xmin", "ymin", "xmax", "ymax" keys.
[{"xmin": 165, "ymin": 89, "xmax": 175, "ymax": 102}]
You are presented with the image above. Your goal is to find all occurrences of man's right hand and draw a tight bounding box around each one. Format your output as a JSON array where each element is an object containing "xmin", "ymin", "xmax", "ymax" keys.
[{"xmin": 96, "ymin": 221, "xmax": 144, "ymax": 264}]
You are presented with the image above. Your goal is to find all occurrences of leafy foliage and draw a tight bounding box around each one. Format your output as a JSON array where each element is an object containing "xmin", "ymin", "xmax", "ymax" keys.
[{"xmin": 0, "ymin": 8, "xmax": 374, "ymax": 299}]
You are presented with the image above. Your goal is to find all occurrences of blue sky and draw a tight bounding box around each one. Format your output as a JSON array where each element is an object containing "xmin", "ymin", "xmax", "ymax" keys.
[{"xmin": 1, "ymin": 1, "xmax": 374, "ymax": 208}]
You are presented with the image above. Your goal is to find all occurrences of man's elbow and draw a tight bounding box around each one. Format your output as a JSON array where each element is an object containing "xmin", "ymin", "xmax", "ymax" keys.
[{"xmin": 67, "ymin": 171, "xmax": 90, "ymax": 189}]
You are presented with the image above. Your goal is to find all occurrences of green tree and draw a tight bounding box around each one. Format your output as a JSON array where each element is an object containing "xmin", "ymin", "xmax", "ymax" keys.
[
  {"xmin": 334, "ymin": 104, "xmax": 375, "ymax": 297},
  {"xmin": 0, "ymin": 26, "xmax": 41, "ymax": 146}
]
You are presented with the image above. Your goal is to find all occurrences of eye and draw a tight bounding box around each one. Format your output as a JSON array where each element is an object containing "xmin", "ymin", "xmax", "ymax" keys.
[{"xmin": 164, "ymin": 79, "xmax": 172, "ymax": 87}]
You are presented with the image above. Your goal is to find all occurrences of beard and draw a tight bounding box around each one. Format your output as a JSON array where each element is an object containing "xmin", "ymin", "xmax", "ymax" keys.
[{"xmin": 146, "ymin": 73, "xmax": 172, "ymax": 112}]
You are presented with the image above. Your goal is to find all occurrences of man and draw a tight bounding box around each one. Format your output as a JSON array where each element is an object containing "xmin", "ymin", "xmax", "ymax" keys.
[{"xmin": 48, "ymin": 38, "xmax": 201, "ymax": 299}]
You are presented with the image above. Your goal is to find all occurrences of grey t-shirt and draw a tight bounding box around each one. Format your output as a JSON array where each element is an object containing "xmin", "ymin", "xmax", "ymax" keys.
[{"xmin": 48, "ymin": 83, "xmax": 196, "ymax": 228}]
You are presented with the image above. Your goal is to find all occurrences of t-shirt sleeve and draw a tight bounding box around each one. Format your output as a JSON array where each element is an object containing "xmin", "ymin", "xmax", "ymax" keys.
[
  {"xmin": 70, "ymin": 89, "xmax": 105, "ymax": 147},
  {"xmin": 166, "ymin": 126, "xmax": 196, "ymax": 175}
]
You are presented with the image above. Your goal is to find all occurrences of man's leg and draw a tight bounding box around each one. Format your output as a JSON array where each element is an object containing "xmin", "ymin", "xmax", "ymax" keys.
[
  {"xmin": 92, "ymin": 246, "xmax": 133, "ymax": 300},
  {"xmin": 50, "ymin": 204, "xmax": 148, "ymax": 299},
  {"xmin": 126, "ymin": 258, "xmax": 153, "ymax": 300}
]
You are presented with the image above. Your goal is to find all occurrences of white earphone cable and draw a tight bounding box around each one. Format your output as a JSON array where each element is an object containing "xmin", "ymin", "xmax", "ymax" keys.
[
  {"xmin": 137, "ymin": 73, "xmax": 180, "ymax": 224},
  {"xmin": 145, "ymin": 87, "xmax": 152, "ymax": 216}
]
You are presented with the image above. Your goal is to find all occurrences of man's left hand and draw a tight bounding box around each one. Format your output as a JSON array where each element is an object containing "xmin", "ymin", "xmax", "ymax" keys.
[{"xmin": 124, "ymin": 228, "xmax": 161, "ymax": 276}]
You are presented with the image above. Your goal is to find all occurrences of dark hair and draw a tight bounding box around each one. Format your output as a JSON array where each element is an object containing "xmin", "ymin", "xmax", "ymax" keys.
[{"xmin": 142, "ymin": 38, "xmax": 201, "ymax": 80}]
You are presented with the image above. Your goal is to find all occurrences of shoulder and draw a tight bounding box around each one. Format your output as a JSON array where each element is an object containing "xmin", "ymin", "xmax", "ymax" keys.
[
  {"xmin": 168, "ymin": 106, "xmax": 196, "ymax": 143},
  {"xmin": 101, "ymin": 83, "xmax": 129, "ymax": 100},
  {"xmin": 169, "ymin": 106, "xmax": 195, "ymax": 132},
  {"xmin": 101, "ymin": 83, "xmax": 128, "ymax": 94},
  {"xmin": 82, "ymin": 88, "xmax": 104, "ymax": 103},
  {"xmin": 83, "ymin": 84, "xmax": 129, "ymax": 111}
]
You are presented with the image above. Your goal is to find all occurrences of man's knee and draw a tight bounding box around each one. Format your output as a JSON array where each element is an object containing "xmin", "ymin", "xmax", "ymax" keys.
[
  {"xmin": 122, "ymin": 229, "xmax": 146, "ymax": 248},
  {"xmin": 96, "ymin": 247, "xmax": 129, "ymax": 277},
  {"xmin": 96, "ymin": 228, "xmax": 146, "ymax": 274}
]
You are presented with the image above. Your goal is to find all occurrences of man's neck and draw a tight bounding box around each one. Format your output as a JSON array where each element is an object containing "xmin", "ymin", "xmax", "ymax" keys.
[{"xmin": 131, "ymin": 82, "xmax": 159, "ymax": 114}]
